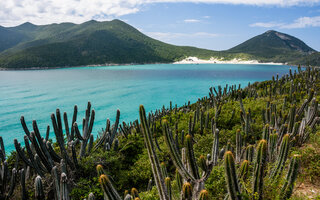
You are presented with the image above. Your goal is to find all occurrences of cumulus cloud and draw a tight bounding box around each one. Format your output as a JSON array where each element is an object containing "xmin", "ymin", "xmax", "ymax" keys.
[
  {"xmin": 250, "ymin": 16, "xmax": 320, "ymax": 29},
  {"xmin": 0, "ymin": 0, "xmax": 319, "ymax": 26}
]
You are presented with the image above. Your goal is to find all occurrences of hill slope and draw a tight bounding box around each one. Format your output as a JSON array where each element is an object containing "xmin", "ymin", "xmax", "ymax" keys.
[
  {"xmin": 0, "ymin": 21, "xmax": 318, "ymax": 68},
  {"xmin": 227, "ymin": 30, "xmax": 316, "ymax": 63},
  {"xmin": 0, "ymin": 20, "xmax": 220, "ymax": 68}
]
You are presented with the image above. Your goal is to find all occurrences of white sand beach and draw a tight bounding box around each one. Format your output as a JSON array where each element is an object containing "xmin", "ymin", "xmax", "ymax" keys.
[{"xmin": 174, "ymin": 56, "xmax": 284, "ymax": 65}]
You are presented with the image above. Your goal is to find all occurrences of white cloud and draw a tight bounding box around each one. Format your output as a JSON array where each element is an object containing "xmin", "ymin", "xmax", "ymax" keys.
[
  {"xmin": 250, "ymin": 16, "xmax": 320, "ymax": 29},
  {"xmin": 184, "ymin": 19, "xmax": 201, "ymax": 23},
  {"xmin": 0, "ymin": 0, "xmax": 320, "ymax": 26},
  {"xmin": 281, "ymin": 16, "xmax": 320, "ymax": 28}
]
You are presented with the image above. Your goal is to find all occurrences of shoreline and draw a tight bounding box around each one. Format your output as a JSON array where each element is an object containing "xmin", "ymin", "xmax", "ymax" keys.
[
  {"xmin": 173, "ymin": 56, "xmax": 284, "ymax": 65},
  {"xmin": 0, "ymin": 58, "xmax": 291, "ymax": 71}
]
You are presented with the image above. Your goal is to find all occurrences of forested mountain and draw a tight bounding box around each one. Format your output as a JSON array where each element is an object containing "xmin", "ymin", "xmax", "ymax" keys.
[{"xmin": 0, "ymin": 20, "xmax": 318, "ymax": 68}]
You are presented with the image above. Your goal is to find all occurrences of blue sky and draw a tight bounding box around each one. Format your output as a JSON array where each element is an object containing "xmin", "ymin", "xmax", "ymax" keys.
[
  {"xmin": 1, "ymin": 0, "xmax": 320, "ymax": 51},
  {"xmin": 121, "ymin": 3, "xmax": 320, "ymax": 51}
]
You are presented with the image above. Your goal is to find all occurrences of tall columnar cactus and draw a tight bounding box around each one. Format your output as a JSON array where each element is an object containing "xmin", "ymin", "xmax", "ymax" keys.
[
  {"xmin": 20, "ymin": 168, "xmax": 29, "ymax": 200},
  {"xmin": 279, "ymin": 155, "xmax": 301, "ymax": 200},
  {"xmin": 185, "ymin": 134, "xmax": 200, "ymax": 180},
  {"xmin": 176, "ymin": 169, "xmax": 183, "ymax": 192},
  {"xmin": 268, "ymin": 133, "xmax": 278, "ymax": 162},
  {"xmin": 239, "ymin": 160, "xmax": 249, "ymax": 181},
  {"xmin": 0, "ymin": 137, "xmax": 17, "ymax": 200},
  {"xmin": 163, "ymin": 120, "xmax": 215, "ymax": 199},
  {"xmin": 60, "ymin": 173, "xmax": 70, "ymax": 200},
  {"xmin": 199, "ymin": 190, "xmax": 209, "ymax": 200},
  {"xmin": 211, "ymin": 125, "xmax": 219, "ymax": 166},
  {"xmin": 262, "ymin": 124, "xmax": 269, "ymax": 141},
  {"xmin": 165, "ymin": 177, "xmax": 172, "ymax": 200},
  {"xmin": 131, "ymin": 188, "xmax": 139, "ymax": 198},
  {"xmin": 236, "ymin": 129, "xmax": 242, "ymax": 163},
  {"xmin": 17, "ymin": 118, "xmax": 57, "ymax": 174},
  {"xmin": 35, "ymin": 176, "xmax": 45, "ymax": 200},
  {"xmin": 244, "ymin": 145, "xmax": 254, "ymax": 163},
  {"xmin": 224, "ymin": 151, "xmax": 242, "ymax": 200},
  {"xmin": 252, "ymin": 140, "xmax": 267, "ymax": 200},
  {"xmin": 182, "ymin": 182, "xmax": 193, "ymax": 200},
  {"xmin": 271, "ymin": 134, "xmax": 290, "ymax": 179},
  {"xmin": 92, "ymin": 109, "xmax": 121, "ymax": 152},
  {"xmin": 72, "ymin": 102, "xmax": 95, "ymax": 159},
  {"xmin": 99, "ymin": 174, "xmax": 122, "ymax": 200},
  {"xmin": 139, "ymin": 105, "xmax": 169, "ymax": 200}
]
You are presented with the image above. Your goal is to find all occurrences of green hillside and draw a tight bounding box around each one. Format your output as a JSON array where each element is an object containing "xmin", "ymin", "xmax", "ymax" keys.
[
  {"xmin": 295, "ymin": 52, "xmax": 320, "ymax": 66},
  {"xmin": 227, "ymin": 30, "xmax": 316, "ymax": 63},
  {"xmin": 0, "ymin": 20, "xmax": 318, "ymax": 68},
  {"xmin": 0, "ymin": 20, "xmax": 220, "ymax": 68}
]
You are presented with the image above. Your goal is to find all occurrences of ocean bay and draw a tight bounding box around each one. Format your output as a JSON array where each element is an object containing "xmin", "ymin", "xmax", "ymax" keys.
[{"xmin": 0, "ymin": 63, "xmax": 295, "ymax": 151}]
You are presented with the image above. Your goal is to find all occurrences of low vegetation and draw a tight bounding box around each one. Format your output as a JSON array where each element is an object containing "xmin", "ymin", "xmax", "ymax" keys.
[{"xmin": 0, "ymin": 65, "xmax": 320, "ymax": 199}]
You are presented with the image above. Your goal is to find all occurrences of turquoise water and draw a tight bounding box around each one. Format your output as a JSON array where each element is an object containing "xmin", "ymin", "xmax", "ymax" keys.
[{"xmin": 0, "ymin": 64, "xmax": 296, "ymax": 152}]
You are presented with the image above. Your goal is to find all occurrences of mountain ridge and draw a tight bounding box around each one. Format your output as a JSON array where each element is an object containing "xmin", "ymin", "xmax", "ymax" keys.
[{"xmin": 0, "ymin": 20, "xmax": 318, "ymax": 68}]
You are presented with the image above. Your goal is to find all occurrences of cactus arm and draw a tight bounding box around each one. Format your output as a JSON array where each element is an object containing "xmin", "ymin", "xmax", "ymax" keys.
[
  {"xmin": 211, "ymin": 126, "xmax": 219, "ymax": 166},
  {"xmin": 73, "ymin": 122, "xmax": 84, "ymax": 140},
  {"xmin": 30, "ymin": 131, "xmax": 52, "ymax": 172},
  {"xmin": 163, "ymin": 121, "xmax": 195, "ymax": 182},
  {"xmin": 60, "ymin": 173, "xmax": 70, "ymax": 200},
  {"xmin": 252, "ymin": 140, "xmax": 267, "ymax": 200},
  {"xmin": 224, "ymin": 151, "xmax": 242, "ymax": 200},
  {"xmin": 45, "ymin": 125, "xmax": 50, "ymax": 142},
  {"xmin": 6, "ymin": 168, "xmax": 17, "ymax": 199},
  {"xmin": 35, "ymin": 176, "xmax": 45, "ymax": 200},
  {"xmin": 51, "ymin": 166, "xmax": 60, "ymax": 200},
  {"xmin": 279, "ymin": 155, "xmax": 300, "ymax": 200},
  {"xmin": 14, "ymin": 139, "xmax": 33, "ymax": 168},
  {"xmin": 70, "ymin": 105, "xmax": 78, "ymax": 141},
  {"xmin": 0, "ymin": 137, "xmax": 5, "ymax": 161},
  {"xmin": 32, "ymin": 121, "xmax": 54, "ymax": 168},
  {"xmin": 271, "ymin": 134, "xmax": 290, "ymax": 179},
  {"xmin": 139, "ymin": 105, "xmax": 169, "ymax": 200},
  {"xmin": 165, "ymin": 177, "xmax": 172, "ymax": 200},
  {"xmin": 20, "ymin": 116, "xmax": 32, "ymax": 140},
  {"xmin": 63, "ymin": 112, "xmax": 70, "ymax": 142},
  {"xmin": 20, "ymin": 168, "xmax": 29, "ymax": 200},
  {"xmin": 46, "ymin": 141, "xmax": 62, "ymax": 162},
  {"xmin": 99, "ymin": 175, "xmax": 122, "ymax": 200},
  {"xmin": 186, "ymin": 134, "xmax": 200, "ymax": 179}
]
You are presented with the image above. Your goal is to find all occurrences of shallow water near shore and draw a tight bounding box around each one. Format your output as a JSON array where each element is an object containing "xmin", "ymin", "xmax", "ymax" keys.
[{"xmin": 0, "ymin": 63, "xmax": 296, "ymax": 152}]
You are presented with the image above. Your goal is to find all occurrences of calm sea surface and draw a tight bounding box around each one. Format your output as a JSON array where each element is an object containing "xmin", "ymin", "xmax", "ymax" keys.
[{"xmin": 0, "ymin": 64, "xmax": 296, "ymax": 151}]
